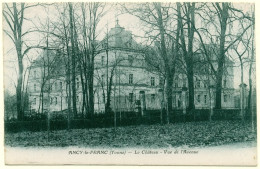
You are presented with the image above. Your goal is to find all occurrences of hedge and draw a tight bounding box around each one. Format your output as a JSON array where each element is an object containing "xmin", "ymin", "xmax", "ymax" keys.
[{"xmin": 5, "ymin": 108, "xmax": 256, "ymax": 133}]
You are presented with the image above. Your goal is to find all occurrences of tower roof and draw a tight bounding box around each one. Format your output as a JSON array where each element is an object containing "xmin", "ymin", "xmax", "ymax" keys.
[{"xmin": 102, "ymin": 19, "xmax": 139, "ymax": 49}]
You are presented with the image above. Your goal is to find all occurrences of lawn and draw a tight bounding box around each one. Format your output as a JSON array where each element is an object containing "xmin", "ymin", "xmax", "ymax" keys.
[{"xmin": 5, "ymin": 120, "xmax": 256, "ymax": 148}]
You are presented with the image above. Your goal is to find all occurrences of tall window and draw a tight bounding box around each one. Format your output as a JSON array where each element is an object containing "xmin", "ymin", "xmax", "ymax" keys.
[
  {"xmin": 76, "ymin": 78, "xmax": 79, "ymax": 89},
  {"xmin": 197, "ymin": 94, "xmax": 201, "ymax": 103},
  {"xmin": 151, "ymin": 94, "xmax": 155, "ymax": 102},
  {"xmin": 101, "ymin": 74, "xmax": 105, "ymax": 84},
  {"xmin": 159, "ymin": 77, "xmax": 164, "ymax": 86},
  {"xmin": 175, "ymin": 81, "xmax": 178, "ymax": 88},
  {"xmin": 34, "ymin": 70, "xmax": 36, "ymax": 78},
  {"xmin": 223, "ymin": 79, "xmax": 227, "ymax": 88},
  {"xmin": 203, "ymin": 67, "xmax": 207, "ymax": 73},
  {"xmin": 33, "ymin": 98, "xmax": 36, "ymax": 105},
  {"xmin": 55, "ymin": 82, "xmax": 57, "ymax": 90},
  {"xmin": 183, "ymin": 79, "xmax": 187, "ymax": 87},
  {"xmin": 129, "ymin": 42, "xmax": 132, "ymax": 47},
  {"xmin": 151, "ymin": 77, "xmax": 155, "ymax": 86},
  {"xmin": 173, "ymin": 95, "xmax": 176, "ymax": 106},
  {"xmin": 55, "ymin": 97, "xmax": 57, "ymax": 105},
  {"xmin": 175, "ymin": 77, "xmax": 179, "ymax": 88},
  {"xmin": 224, "ymin": 95, "xmax": 227, "ymax": 102},
  {"xmin": 204, "ymin": 80, "xmax": 207, "ymax": 88},
  {"xmin": 34, "ymin": 84, "xmax": 36, "ymax": 92},
  {"xmin": 204, "ymin": 95, "xmax": 207, "ymax": 104},
  {"xmin": 129, "ymin": 93, "xmax": 134, "ymax": 103},
  {"xmin": 129, "ymin": 74, "xmax": 133, "ymax": 84},
  {"xmin": 60, "ymin": 82, "xmax": 62, "ymax": 90},
  {"xmin": 128, "ymin": 55, "xmax": 133, "ymax": 65},
  {"xmin": 196, "ymin": 80, "xmax": 201, "ymax": 88},
  {"xmin": 101, "ymin": 56, "xmax": 105, "ymax": 66}
]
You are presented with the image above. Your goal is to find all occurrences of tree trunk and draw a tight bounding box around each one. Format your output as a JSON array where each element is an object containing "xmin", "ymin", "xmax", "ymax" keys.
[
  {"xmin": 80, "ymin": 67, "xmax": 86, "ymax": 116},
  {"xmin": 166, "ymin": 71, "xmax": 173, "ymax": 124},
  {"xmin": 240, "ymin": 61, "xmax": 244, "ymax": 121},
  {"xmin": 16, "ymin": 57, "xmax": 24, "ymax": 120},
  {"xmin": 247, "ymin": 66, "xmax": 252, "ymax": 112},
  {"xmin": 155, "ymin": 3, "xmax": 173, "ymax": 123},
  {"xmin": 187, "ymin": 3, "xmax": 195, "ymax": 110},
  {"xmin": 69, "ymin": 3, "xmax": 77, "ymax": 117},
  {"xmin": 187, "ymin": 66, "xmax": 195, "ymax": 110},
  {"xmin": 88, "ymin": 67, "xmax": 94, "ymax": 117},
  {"xmin": 248, "ymin": 24, "xmax": 254, "ymax": 114},
  {"xmin": 215, "ymin": 3, "xmax": 228, "ymax": 109},
  {"xmin": 105, "ymin": 68, "xmax": 115, "ymax": 114},
  {"xmin": 84, "ymin": 71, "xmax": 89, "ymax": 113},
  {"xmin": 178, "ymin": 3, "xmax": 195, "ymax": 111}
]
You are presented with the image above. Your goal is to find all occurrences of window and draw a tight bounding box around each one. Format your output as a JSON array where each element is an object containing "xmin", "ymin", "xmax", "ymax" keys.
[
  {"xmin": 223, "ymin": 79, "xmax": 227, "ymax": 88},
  {"xmin": 129, "ymin": 74, "xmax": 133, "ymax": 84},
  {"xmin": 175, "ymin": 81, "xmax": 178, "ymax": 88},
  {"xmin": 76, "ymin": 78, "xmax": 80, "ymax": 89},
  {"xmin": 101, "ymin": 56, "xmax": 105, "ymax": 66},
  {"xmin": 183, "ymin": 79, "xmax": 187, "ymax": 87},
  {"xmin": 128, "ymin": 55, "xmax": 134, "ymax": 65},
  {"xmin": 66, "ymin": 96, "xmax": 68, "ymax": 103},
  {"xmin": 55, "ymin": 82, "xmax": 57, "ymax": 90},
  {"xmin": 197, "ymin": 95, "xmax": 201, "ymax": 103},
  {"xmin": 33, "ymin": 98, "xmax": 36, "ymax": 105},
  {"xmin": 173, "ymin": 95, "xmax": 176, "ymax": 105},
  {"xmin": 55, "ymin": 97, "xmax": 57, "ymax": 105},
  {"xmin": 224, "ymin": 95, "xmax": 227, "ymax": 102},
  {"xmin": 101, "ymin": 74, "xmax": 105, "ymax": 84},
  {"xmin": 77, "ymin": 81, "xmax": 80, "ymax": 89},
  {"xmin": 159, "ymin": 77, "xmax": 164, "ymax": 86},
  {"xmin": 129, "ymin": 93, "xmax": 134, "ymax": 103},
  {"xmin": 60, "ymin": 82, "xmax": 62, "ymax": 90},
  {"xmin": 127, "ymin": 41, "xmax": 132, "ymax": 48},
  {"xmin": 175, "ymin": 77, "xmax": 178, "ymax": 88},
  {"xmin": 77, "ymin": 95, "xmax": 79, "ymax": 101},
  {"xmin": 151, "ymin": 94, "xmax": 155, "ymax": 102},
  {"xmin": 51, "ymin": 97, "xmax": 53, "ymax": 104},
  {"xmin": 177, "ymin": 95, "xmax": 181, "ymax": 107},
  {"xmin": 196, "ymin": 80, "xmax": 201, "ymax": 88},
  {"xmin": 203, "ymin": 67, "xmax": 207, "ymax": 73},
  {"xmin": 204, "ymin": 80, "xmax": 207, "ymax": 88},
  {"xmin": 34, "ymin": 84, "xmax": 36, "ymax": 92},
  {"xmin": 34, "ymin": 70, "xmax": 36, "ymax": 78},
  {"xmin": 204, "ymin": 95, "xmax": 207, "ymax": 104},
  {"xmin": 151, "ymin": 77, "xmax": 155, "ymax": 86}
]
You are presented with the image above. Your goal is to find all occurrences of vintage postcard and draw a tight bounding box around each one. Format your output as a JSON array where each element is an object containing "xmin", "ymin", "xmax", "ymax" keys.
[{"xmin": 1, "ymin": 0, "xmax": 257, "ymax": 166}]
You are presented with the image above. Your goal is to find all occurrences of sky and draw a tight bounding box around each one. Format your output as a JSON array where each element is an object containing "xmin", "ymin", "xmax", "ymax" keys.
[{"xmin": 2, "ymin": 2, "xmax": 256, "ymax": 94}]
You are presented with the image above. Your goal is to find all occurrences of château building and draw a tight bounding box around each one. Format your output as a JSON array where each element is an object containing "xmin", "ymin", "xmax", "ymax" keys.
[{"xmin": 28, "ymin": 20, "xmax": 235, "ymax": 115}]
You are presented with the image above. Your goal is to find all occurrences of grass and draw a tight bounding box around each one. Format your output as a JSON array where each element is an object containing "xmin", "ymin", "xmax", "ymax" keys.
[{"xmin": 5, "ymin": 120, "xmax": 256, "ymax": 148}]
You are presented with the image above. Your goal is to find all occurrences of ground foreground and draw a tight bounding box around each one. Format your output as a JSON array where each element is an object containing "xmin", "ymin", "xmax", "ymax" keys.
[{"xmin": 5, "ymin": 120, "xmax": 256, "ymax": 148}]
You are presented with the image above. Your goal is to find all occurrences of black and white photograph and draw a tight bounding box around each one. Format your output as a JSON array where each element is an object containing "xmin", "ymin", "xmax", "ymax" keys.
[{"xmin": 2, "ymin": 1, "xmax": 257, "ymax": 165}]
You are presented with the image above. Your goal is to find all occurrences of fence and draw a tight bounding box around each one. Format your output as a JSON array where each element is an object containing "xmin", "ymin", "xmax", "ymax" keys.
[{"xmin": 5, "ymin": 108, "xmax": 256, "ymax": 133}]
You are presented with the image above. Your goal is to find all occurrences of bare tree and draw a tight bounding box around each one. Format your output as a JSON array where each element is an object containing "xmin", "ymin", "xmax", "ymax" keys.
[
  {"xmin": 177, "ymin": 2, "xmax": 196, "ymax": 110},
  {"xmin": 76, "ymin": 2, "xmax": 107, "ymax": 118},
  {"xmin": 3, "ymin": 3, "xmax": 43, "ymax": 120},
  {"xmin": 194, "ymin": 3, "xmax": 253, "ymax": 109},
  {"xmin": 124, "ymin": 2, "xmax": 181, "ymax": 123},
  {"xmin": 68, "ymin": 3, "xmax": 78, "ymax": 117},
  {"xmin": 232, "ymin": 26, "xmax": 252, "ymax": 120},
  {"xmin": 247, "ymin": 9, "xmax": 255, "ymax": 122}
]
